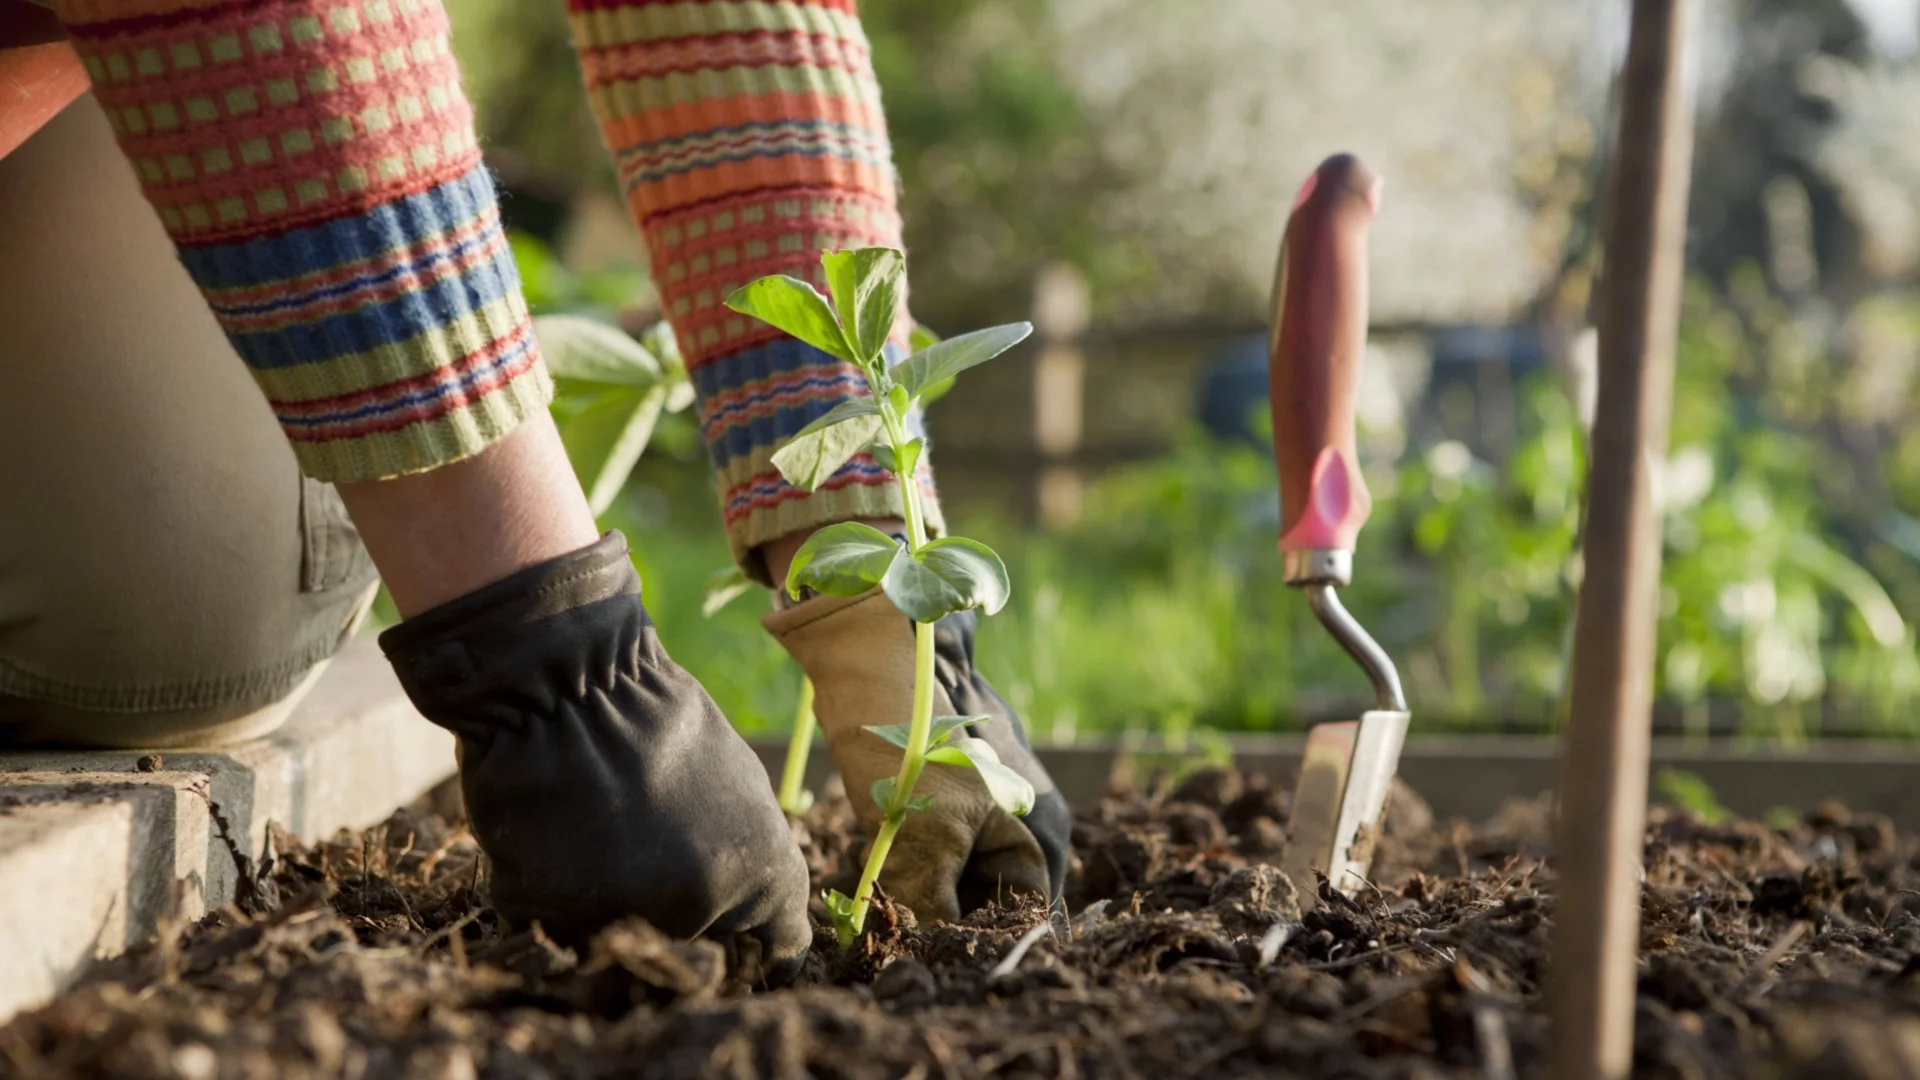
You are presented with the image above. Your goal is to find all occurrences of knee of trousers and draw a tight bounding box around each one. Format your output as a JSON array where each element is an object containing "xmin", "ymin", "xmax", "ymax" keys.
[{"xmin": 0, "ymin": 95, "xmax": 381, "ymax": 749}]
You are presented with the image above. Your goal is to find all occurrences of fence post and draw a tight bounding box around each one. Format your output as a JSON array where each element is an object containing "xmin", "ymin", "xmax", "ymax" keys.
[{"xmin": 1031, "ymin": 264, "xmax": 1091, "ymax": 529}]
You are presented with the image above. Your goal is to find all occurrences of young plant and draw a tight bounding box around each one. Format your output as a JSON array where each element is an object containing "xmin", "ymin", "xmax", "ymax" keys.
[
  {"xmin": 534, "ymin": 315, "xmax": 695, "ymax": 517},
  {"xmin": 704, "ymin": 566, "xmax": 819, "ymax": 817},
  {"xmin": 726, "ymin": 248, "xmax": 1037, "ymax": 944}
]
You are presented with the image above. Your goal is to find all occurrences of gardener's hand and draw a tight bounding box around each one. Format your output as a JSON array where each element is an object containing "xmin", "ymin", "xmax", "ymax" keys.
[
  {"xmin": 766, "ymin": 592, "xmax": 1072, "ymax": 923},
  {"xmin": 380, "ymin": 532, "xmax": 811, "ymax": 982}
]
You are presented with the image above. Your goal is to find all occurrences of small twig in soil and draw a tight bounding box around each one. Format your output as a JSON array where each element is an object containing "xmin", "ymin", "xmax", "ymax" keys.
[
  {"xmin": 1455, "ymin": 955, "xmax": 1516, "ymax": 1080},
  {"xmin": 990, "ymin": 921, "xmax": 1053, "ymax": 979},
  {"xmin": 1305, "ymin": 945, "xmax": 1398, "ymax": 972},
  {"xmin": 422, "ymin": 909, "xmax": 484, "ymax": 956},
  {"xmin": 1334, "ymin": 977, "xmax": 1423, "ymax": 1023},
  {"xmin": 973, "ymin": 1035, "xmax": 1062, "ymax": 1074},
  {"xmin": 919, "ymin": 1029, "xmax": 961, "ymax": 1080},
  {"xmin": 1071, "ymin": 899, "xmax": 1110, "ymax": 939},
  {"xmin": 1734, "ymin": 921, "xmax": 1809, "ymax": 997},
  {"xmin": 1257, "ymin": 922, "xmax": 1295, "ymax": 968}
]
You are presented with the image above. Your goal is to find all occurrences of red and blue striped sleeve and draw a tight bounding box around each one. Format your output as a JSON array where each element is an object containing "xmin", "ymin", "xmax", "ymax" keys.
[
  {"xmin": 53, "ymin": 0, "xmax": 551, "ymax": 482},
  {"xmin": 568, "ymin": 0, "xmax": 942, "ymax": 572}
]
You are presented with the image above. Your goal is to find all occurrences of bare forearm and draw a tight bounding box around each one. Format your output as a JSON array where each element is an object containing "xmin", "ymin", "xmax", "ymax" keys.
[{"xmin": 336, "ymin": 414, "xmax": 599, "ymax": 618}]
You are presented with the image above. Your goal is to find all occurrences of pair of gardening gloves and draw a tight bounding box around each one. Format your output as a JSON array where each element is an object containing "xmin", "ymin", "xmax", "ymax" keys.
[{"xmin": 378, "ymin": 531, "xmax": 1070, "ymax": 984}]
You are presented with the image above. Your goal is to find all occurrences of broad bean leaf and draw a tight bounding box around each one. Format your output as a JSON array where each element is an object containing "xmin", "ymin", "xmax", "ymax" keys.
[
  {"xmin": 822, "ymin": 248, "xmax": 905, "ymax": 366},
  {"xmin": 925, "ymin": 738, "xmax": 1036, "ymax": 817},
  {"xmin": 918, "ymin": 537, "xmax": 1011, "ymax": 616},
  {"xmin": 725, "ymin": 276, "xmax": 856, "ymax": 363},
  {"xmin": 862, "ymin": 714, "xmax": 987, "ymax": 752},
  {"xmin": 869, "ymin": 437, "xmax": 922, "ymax": 477},
  {"xmin": 881, "ymin": 550, "xmax": 968, "ymax": 622},
  {"xmin": 928, "ymin": 714, "xmax": 989, "ymax": 747},
  {"xmin": 534, "ymin": 314, "xmax": 665, "ymax": 388},
  {"xmin": 787, "ymin": 522, "xmax": 902, "ymax": 599},
  {"xmin": 881, "ymin": 537, "xmax": 1010, "ymax": 622},
  {"xmin": 908, "ymin": 321, "xmax": 942, "ymax": 354},
  {"xmin": 864, "ymin": 723, "xmax": 913, "ymax": 750},
  {"xmin": 556, "ymin": 384, "xmax": 667, "ymax": 518},
  {"xmin": 770, "ymin": 402, "xmax": 884, "ymax": 491},
  {"xmin": 889, "ymin": 323, "xmax": 1032, "ymax": 400},
  {"xmin": 868, "ymin": 776, "xmax": 933, "ymax": 813}
]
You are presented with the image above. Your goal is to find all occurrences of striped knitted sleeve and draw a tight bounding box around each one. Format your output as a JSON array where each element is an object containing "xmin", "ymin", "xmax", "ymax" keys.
[
  {"xmin": 567, "ymin": 0, "xmax": 943, "ymax": 575},
  {"xmin": 51, "ymin": 0, "xmax": 551, "ymax": 484}
]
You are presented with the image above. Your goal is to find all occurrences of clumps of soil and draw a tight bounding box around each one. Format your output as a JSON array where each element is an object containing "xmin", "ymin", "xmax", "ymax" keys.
[{"xmin": 6, "ymin": 770, "xmax": 1920, "ymax": 1078}]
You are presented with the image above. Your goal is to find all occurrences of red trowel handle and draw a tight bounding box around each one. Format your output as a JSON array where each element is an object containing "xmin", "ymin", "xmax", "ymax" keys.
[{"xmin": 1267, "ymin": 154, "xmax": 1381, "ymax": 575}]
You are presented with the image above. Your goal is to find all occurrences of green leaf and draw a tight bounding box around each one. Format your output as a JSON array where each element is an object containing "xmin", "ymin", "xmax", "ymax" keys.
[
  {"xmin": 972, "ymin": 759, "xmax": 1037, "ymax": 817},
  {"xmin": 787, "ymin": 522, "xmax": 903, "ymax": 599},
  {"xmin": 865, "ymin": 715, "xmax": 988, "ymax": 752},
  {"xmin": 700, "ymin": 566, "xmax": 754, "ymax": 618},
  {"xmin": 821, "ymin": 248, "xmax": 905, "ymax": 366},
  {"xmin": 871, "ymin": 776, "xmax": 896, "ymax": 808},
  {"xmin": 905, "ymin": 795, "xmax": 934, "ymax": 812},
  {"xmin": 889, "ymin": 322, "xmax": 1033, "ymax": 399},
  {"xmin": 881, "ymin": 550, "xmax": 969, "ymax": 622},
  {"xmin": 769, "ymin": 404, "xmax": 885, "ymax": 491},
  {"xmin": 919, "ymin": 537, "xmax": 1012, "ymax": 616},
  {"xmin": 925, "ymin": 738, "xmax": 1035, "ymax": 817},
  {"xmin": 638, "ymin": 319, "xmax": 684, "ymax": 373},
  {"xmin": 793, "ymin": 399, "xmax": 882, "ymax": 437},
  {"xmin": 824, "ymin": 888, "xmax": 859, "ymax": 946},
  {"xmin": 929, "ymin": 715, "xmax": 989, "ymax": 747},
  {"xmin": 534, "ymin": 315, "xmax": 665, "ymax": 388},
  {"xmin": 869, "ymin": 437, "xmax": 923, "ymax": 478},
  {"xmin": 725, "ymin": 275, "xmax": 856, "ymax": 363},
  {"xmin": 908, "ymin": 321, "xmax": 942, "ymax": 354},
  {"xmin": 863, "ymin": 723, "xmax": 914, "ymax": 750},
  {"xmin": 555, "ymin": 385, "xmax": 668, "ymax": 517}
]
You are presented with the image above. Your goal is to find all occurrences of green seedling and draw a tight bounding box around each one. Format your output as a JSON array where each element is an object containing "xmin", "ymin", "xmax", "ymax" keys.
[
  {"xmin": 727, "ymin": 247, "xmax": 1036, "ymax": 944},
  {"xmin": 702, "ymin": 566, "xmax": 819, "ymax": 817},
  {"xmin": 534, "ymin": 315, "xmax": 696, "ymax": 517}
]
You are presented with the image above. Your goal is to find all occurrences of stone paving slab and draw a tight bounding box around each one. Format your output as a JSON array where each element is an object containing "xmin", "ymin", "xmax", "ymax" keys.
[{"xmin": 0, "ymin": 642, "xmax": 453, "ymax": 1023}]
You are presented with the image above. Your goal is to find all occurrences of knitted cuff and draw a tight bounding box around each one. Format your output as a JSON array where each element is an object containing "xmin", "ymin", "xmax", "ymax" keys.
[
  {"xmin": 55, "ymin": 0, "xmax": 551, "ymax": 483},
  {"xmin": 569, "ymin": 0, "xmax": 941, "ymax": 578}
]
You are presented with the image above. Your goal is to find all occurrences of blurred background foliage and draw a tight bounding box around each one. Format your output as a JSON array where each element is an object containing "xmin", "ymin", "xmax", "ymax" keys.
[{"xmin": 445, "ymin": 0, "xmax": 1920, "ymax": 742}]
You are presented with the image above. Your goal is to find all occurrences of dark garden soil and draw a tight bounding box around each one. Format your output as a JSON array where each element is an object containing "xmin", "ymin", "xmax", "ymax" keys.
[{"xmin": 7, "ymin": 768, "xmax": 1920, "ymax": 1079}]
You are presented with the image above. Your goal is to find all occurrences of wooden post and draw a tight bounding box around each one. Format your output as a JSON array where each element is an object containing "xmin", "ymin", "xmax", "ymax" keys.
[
  {"xmin": 1031, "ymin": 264, "xmax": 1091, "ymax": 529},
  {"xmin": 1549, "ymin": 2, "xmax": 1697, "ymax": 1078}
]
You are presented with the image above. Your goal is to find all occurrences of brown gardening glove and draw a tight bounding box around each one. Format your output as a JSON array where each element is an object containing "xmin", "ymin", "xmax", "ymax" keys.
[
  {"xmin": 380, "ymin": 532, "xmax": 812, "ymax": 983},
  {"xmin": 765, "ymin": 591, "xmax": 1071, "ymax": 923}
]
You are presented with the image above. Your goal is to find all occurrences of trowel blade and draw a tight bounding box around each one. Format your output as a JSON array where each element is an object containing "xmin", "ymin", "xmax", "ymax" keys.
[{"xmin": 1284, "ymin": 709, "xmax": 1411, "ymax": 904}]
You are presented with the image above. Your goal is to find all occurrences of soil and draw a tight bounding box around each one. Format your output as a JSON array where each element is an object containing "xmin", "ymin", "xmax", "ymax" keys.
[{"xmin": 6, "ymin": 768, "xmax": 1920, "ymax": 1079}]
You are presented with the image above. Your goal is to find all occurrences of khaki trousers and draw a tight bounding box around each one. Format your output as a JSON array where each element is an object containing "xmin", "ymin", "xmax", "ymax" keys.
[{"xmin": 0, "ymin": 95, "xmax": 378, "ymax": 748}]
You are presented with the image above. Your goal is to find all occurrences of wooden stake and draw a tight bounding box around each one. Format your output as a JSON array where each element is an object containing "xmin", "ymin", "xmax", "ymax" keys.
[{"xmin": 1549, "ymin": 2, "xmax": 1697, "ymax": 1078}]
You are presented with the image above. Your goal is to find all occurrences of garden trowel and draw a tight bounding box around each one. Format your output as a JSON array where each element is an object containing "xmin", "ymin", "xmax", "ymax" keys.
[{"xmin": 1267, "ymin": 154, "xmax": 1410, "ymax": 904}]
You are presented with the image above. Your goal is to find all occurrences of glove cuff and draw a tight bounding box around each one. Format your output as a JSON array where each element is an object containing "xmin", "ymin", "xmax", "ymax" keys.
[{"xmin": 379, "ymin": 530, "xmax": 644, "ymax": 725}]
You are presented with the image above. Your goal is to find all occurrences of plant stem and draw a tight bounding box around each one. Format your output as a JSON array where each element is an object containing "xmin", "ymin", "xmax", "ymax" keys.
[
  {"xmin": 778, "ymin": 676, "xmax": 817, "ymax": 817},
  {"xmin": 844, "ymin": 398, "xmax": 940, "ymax": 938},
  {"xmin": 846, "ymin": 618, "xmax": 936, "ymax": 936}
]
